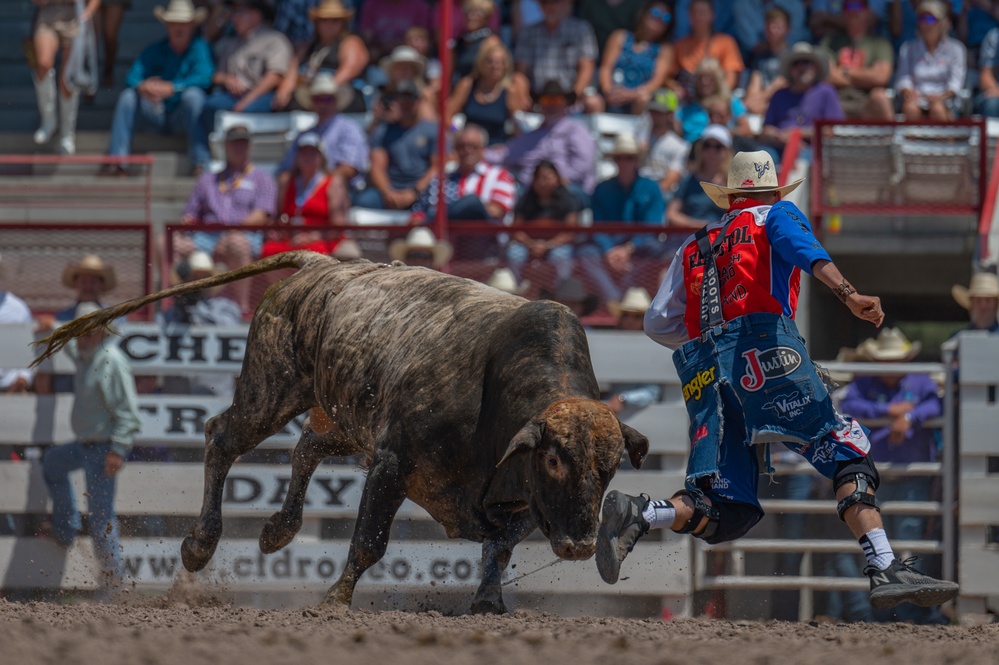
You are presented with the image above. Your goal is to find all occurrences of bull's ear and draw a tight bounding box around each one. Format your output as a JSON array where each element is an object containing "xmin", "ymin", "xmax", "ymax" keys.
[
  {"xmin": 496, "ymin": 420, "xmax": 542, "ymax": 467},
  {"xmin": 619, "ymin": 422, "xmax": 649, "ymax": 469}
]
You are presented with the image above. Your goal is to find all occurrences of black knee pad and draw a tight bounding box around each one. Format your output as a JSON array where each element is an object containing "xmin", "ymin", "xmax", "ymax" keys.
[
  {"xmin": 833, "ymin": 456, "xmax": 881, "ymax": 521},
  {"xmin": 672, "ymin": 490, "xmax": 763, "ymax": 545}
]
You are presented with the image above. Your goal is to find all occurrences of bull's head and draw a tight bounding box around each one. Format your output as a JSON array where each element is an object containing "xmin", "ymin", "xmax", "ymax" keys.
[{"xmin": 497, "ymin": 398, "xmax": 649, "ymax": 560}]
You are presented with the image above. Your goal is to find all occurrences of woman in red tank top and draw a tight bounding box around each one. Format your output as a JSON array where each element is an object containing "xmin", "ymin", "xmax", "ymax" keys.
[{"xmin": 262, "ymin": 133, "xmax": 349, "ymax": 257}]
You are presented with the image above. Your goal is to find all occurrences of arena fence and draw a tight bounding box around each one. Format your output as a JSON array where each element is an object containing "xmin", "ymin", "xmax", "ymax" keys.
[{"xmin": 0, "ymin": 321, "xmax": 968, "ymax": 619}]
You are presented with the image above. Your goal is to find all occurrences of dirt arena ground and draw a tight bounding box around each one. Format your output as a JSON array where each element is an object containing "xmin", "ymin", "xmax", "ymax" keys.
[{"xmin": 3, "ymin": 593, "xmax": 997, "ymax": 665}]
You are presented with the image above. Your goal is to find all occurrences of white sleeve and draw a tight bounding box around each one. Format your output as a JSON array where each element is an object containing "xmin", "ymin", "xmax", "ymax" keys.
[{"xmin": 643, "ymin": 245, "xmax": 690, "ymax": 350}]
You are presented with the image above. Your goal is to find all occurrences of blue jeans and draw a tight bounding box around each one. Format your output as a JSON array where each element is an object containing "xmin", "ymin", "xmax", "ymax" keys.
[
  {"xmin": 108, "ymin": 87, "xmax": 206, "ymax": 166},
  {"xmin": 42, "ymin": 441, "xmax": 122, "ymax": 579},
  {"xmin": 352, "ymin": 186, "xmax": 385, "ymax": 209},
  {"xmin": 974, "ymin": 92, "xmax": 999, "ymax": 117},
  {"xmin": 506, "ymin": 241, "xmax": 574, "ymax": 284},
  {"xmin": 192, "ymin": 90, "xmax": 276, "ymax": 168}
]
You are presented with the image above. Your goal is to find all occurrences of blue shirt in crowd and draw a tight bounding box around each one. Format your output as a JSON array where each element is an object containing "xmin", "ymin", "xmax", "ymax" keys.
[
  {"xmin": 125, "ymin": 36, "xmax": 215, "ymax": 114},
  {"xmin": 591, "ymin": 175, "xmax": 665, "ymax": 252},
  {"xmin": 370, "ymin": 120, "xmax": 439, "ymax": 190}
]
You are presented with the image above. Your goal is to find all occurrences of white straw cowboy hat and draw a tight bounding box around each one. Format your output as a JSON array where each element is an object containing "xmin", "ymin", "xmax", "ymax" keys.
[
  {"xmin": 952, "ymin": 272, "xmax": 999, "ymax": 309},
  {"xmin": 486, "ymin": 267, "xmax": 530, "ymax": 295},
  {"xmin": 309, "ymin": 0, "xmax": 354, "ymax": 20},
  {"xmin": 855, "ymin": 327, "xmax": 922, "ymax": 362},
  {"xmin": 608, "ymin": 287, "xmax": 652, "ymax": 318},
  {"xmin": 605, "ymin": 133, "xmax": 642, "ymax": 158},
  {"xmin": 332, "ymin": 238, "xmax": 363, "ymax": 260},
  {"xmin": 296, "ymin": 71, "xmax": 355, "ymax": 112},
  {"xmin": 62, "ymin": 254, "xmax": 116, "ymax": 292},
  {"xmin": 700, "ymin": 149, "xmax": 804, "ymax": 209},
  {"xmin": 380, "ymin": 46, "xmax": 428, "ymax": 81},
  {"xmin": 154, "ymin": 0, "xmax": 208, "ymax": 24},
  {"xmin": 388, "ymin": 227, "xmax": 453, "ymax": 267}
]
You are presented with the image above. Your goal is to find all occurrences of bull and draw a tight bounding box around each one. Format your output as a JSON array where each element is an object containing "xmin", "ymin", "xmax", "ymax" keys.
[{"xmin": 34, "ymin": 251, "xmax": 648, "ymax": 613}]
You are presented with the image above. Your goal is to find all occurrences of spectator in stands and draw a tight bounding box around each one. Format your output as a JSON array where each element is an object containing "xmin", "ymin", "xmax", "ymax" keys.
[
  {"xmin": 0, "ymin": 254, "xmax": 34, "ymax": 394},
  {"xmin": 29, "ymin": 0, "xmax": 99, "ymax": 155},
  {"xmin": 951, "ymin": 272, "xmax": 999, "ymax": 334},
  {"xmin": 265, "ymin": 133, "xmax": 348, "ymax": 257},
  {"xmin": 160, "ymin": 251, "xmax": 242, "ymax": 325},
  {"xmin": 540, "ymin": 277, "xmax": 599, "ymax": 318},
  {"xmin": 354, "ymin": 80, "xmax": 439, "ymax": 210},
  {"xmin": 666, "ymin": 124, "xmax": 730, "ymax": 251},
  {"xmin": 272, "ymin": 0, "xmax": 322, "ymax": 46},
  {"xmin": 579, "ymin": 134, "xmax": 667, "ymax": 305},
  {"xmin": 672, "ymin": 0, "xmax": 744, "ymax": 98},
  {"xmin": 514, "ymin": 0, "xmax": 604, "ymax": 113},
  {"xmin": 179, "ymin": 125, "xmax": 277, "ymax": 310},
  {"xmin": 731, "ymin": 0, "xmax": 810, "ymax": 62},
  {"xmin": 447, "ymin": 41, "xmax": 532, "ymax": 147},
  {"xmin": 373, "ymin": 46, "xmax": 437, "ymax": 123},
  {"xmin": 579, "ymin": 0, "xmax": 646, "ymax": 53},
  {"xmin": 97, "ymin": 0, "xmax": 132, "ymax": 88},
  {"xmin": 500, "ymin": 80, "xmax": 598, "ymax": 207},
  {"xmin": 822, "ymin": 0, "xmax": 895, "ymax": 121},
  {"xmin": 598, "ymin": 0, "xmax": 677, "ymax": 115},
  {"xmin": 103, "ymin": 0, "xmax": 214, "ymax": 177},
  {"xmin": 42, "ymin": 302, "xmax": 141, "ymax": 602},
  {"xmin": 676, "ymin": 57, "xmax": 749, "ymax": 142},
  {"xmin": 277, "ymin": 73, "xmax": 368, "ymax": 197},
  {"xmin": 191, "ymin": 0, "xmax": 293, "ymax": 173},
  {"xmin": 486, "ymin": 267, "xmax": 531, "ymax": 295},
  {"xmin": 273, "ymin": 0, "xmax": 369, "ymax": 113},
  {"xmin": 896, "ymin": 1, "xmax": 967, "ymax": 121},
  {"xmin": 840, "ymin": 327, "xmax": 948, "ymax": 624},
  {"xmin": 702, "ymin": 93, "xmax": 756, "ymax": 151},
  {"xmin": 760, "ymin": 42, "xmax": 844, "ymax": 156},
  {"xmin": 450, "ymin": 0, "xmax": 503, "ymax": 83},
  {"xmin": 55, "ymin": 255, "xmax": 118, "ymax": 322},
  {"xmin": 411, "ymin": 124, "xmax": 517, "ymax": 222},
  {"xmin": 604, "ymin": 287, "xmax": 663, "ymax": 415},
  {"xmin": 405, "ymin": 27, "xmax": 442, "ymax": 93},
  {"xmin": 891, "ymin": 0, "xmax": 959, "ymax": 48},
  {"xmin": 975, "ymin": 20, "xmax": 999, "ymax": 117},
  {"xmin": 511, "ymin": 0, "xmax": 545, "ymax": 44},
  {"xmin": 639, "ymin": 88, "xmax": 690, "ymax": 200},
  {"xmin": 357, "ymin": 0, "xmax": 432, "ymax": 62},
  {"xmin": 743, "ymin": 6, "xmax": 791, "ymax": 115},
  {"xmin": 960, "ymin": 0, "xmax": 999, "ymax": 58},
  {"xmin": 388, "ymin": 227, "xmax": 453, "ymax": 270},
  {"xmin": 505, "ymin": 160, "xmax": 580, "ymax": 286}
]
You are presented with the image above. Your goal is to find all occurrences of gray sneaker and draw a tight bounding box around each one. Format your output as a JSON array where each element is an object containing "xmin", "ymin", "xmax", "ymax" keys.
[
  {"xmin": 596, "ymin": 491, "xmax": 650, "ymax": 584},
  {"xmin": 865, "ymin": 557, "xmax": 959, "ymax": 610}
]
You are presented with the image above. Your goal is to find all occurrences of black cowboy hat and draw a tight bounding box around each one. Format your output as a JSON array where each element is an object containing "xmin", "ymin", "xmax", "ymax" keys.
[{"xmin": 532, "ymin": 80, "xmax": 577, "ymax": 106}]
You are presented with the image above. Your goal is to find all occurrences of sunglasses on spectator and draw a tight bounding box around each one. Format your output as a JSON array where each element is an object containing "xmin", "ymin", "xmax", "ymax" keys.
[
  {"xmin": 702, "ymin": 142, "xmax": 727, "ymax": 150},
  {"xmin": 918, "ymin": 12, "xmax": 939, "ymax": 24},
  {"xmin": 650, "ymin": 7, "xmax": 672, "ymax": 22}
]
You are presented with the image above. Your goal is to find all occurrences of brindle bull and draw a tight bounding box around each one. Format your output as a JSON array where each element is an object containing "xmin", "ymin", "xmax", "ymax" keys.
[{"xmin": 34, "ymin": 251, "xmax": 648, "ymax": 613}]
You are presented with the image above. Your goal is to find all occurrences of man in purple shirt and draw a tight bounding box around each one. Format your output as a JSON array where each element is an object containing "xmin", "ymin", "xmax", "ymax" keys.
[
  {"xmin": 761, "ymin": 42, "xmax": 844, "ymax": 156},
  {"xmin": 175, "ymin": 125, "xmax": 277, "ymax": 310},
  {"xmin": 498, "ymin": 81, "xmax": 597, "ymax": 207}
]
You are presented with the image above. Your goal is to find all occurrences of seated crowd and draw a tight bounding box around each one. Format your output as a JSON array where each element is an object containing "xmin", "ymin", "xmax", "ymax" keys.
[{"xmin": 31, "ymin": 0, "xmax": 999, "ymax": 314}]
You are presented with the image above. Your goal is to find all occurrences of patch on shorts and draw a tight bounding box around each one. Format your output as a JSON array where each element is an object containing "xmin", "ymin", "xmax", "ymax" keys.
[
  {"xmin": 682, "ymin": 366, "xmax": 716, "ymax": 401},
  {"xmin": 739, "ymin": 346, "xmax": 802, "ymax": 392},
  {"xmin": 763, "ymin": 390, "xmax": 813, "ymax": 421}
]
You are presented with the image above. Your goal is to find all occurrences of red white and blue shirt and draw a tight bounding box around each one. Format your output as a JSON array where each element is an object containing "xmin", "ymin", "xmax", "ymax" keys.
[{"xmin": 645, "ymin": 199, "xmax": 832, "ymax": 350}]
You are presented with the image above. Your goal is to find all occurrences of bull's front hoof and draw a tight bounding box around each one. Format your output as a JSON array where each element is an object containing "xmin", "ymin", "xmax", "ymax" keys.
[
  {"xmin": 180, "ymin": 536, "xmax": 216, "ymax": 572},
  {"xmin": 469, "ymin": 594, "xmax": 507, "ymax": 615},
  {"xmin": 320, "ymin": 585, "xmax": 353, "ymax": 612},
  {"xmin": 259, "ymin": 513, "xmax": 299, "ymax": 554}
]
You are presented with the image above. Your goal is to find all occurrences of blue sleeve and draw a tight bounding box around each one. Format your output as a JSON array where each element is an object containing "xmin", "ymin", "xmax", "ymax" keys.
[
  {"xmin": 765, "ymin": 200, "xmax": 831, "ymax": 274},
  {"xmin": 630, "ymin": 179, "xmax": 666, "ymax": 250},
  {"xmin": 731, "ymin": 96, "xmax": 747, "ymax": 119},
  {"xmin": 125, "ymin": 42, "xmax": 157, "ymax": 89},
  {"xmin": 980, "ymin": 28, "xmax": 999, "ymax": 68},
  {"xmin": 590, "ymin": 181, "xmax": 616, "ymax": 252},
  {"xmin": 171, "ymin": 37, "xmax": 215, "ymax": 93},
  {"xmin": 763, "ymin": 90, "xmax": 783, "ymax": 128},
  {"xmin": 840, "ymin": 378, "xmax": 890, "ymax": 419},
  {"xmin": 370, "ymin": 124, "xmax": 388, "ymax": 150}
]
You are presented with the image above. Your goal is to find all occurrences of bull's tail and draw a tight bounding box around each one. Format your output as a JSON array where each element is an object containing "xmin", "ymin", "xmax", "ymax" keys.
[{"xmin": 31, "ymin": 250, "xmax": 334, "ymax": 367}]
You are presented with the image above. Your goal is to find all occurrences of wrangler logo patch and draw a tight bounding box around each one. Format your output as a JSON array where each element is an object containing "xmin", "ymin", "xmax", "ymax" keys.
[
  {"xmin": 682, "ymin": 367, "xmax": 716, "ymax": 401},
  {"xmin": 740, "ymin": 346, "xmax": 802, "ymax": 392}
]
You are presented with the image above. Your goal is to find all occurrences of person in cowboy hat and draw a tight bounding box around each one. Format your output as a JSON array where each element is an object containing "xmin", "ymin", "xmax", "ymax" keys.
[
  {"xmin": 839, "ymin": 327, "xmax": 949, "ymax": 624},
  {"xmin": 160, "ymin": 251, "xmax": 241, "ymax": 327},
  {"xmin": 374, "ymin": 45, "xmax": 436, "ymax": 122},
  {"xmin": 604, "ymin": 286, "xmax": 664, "ymax": 416},
  {"xmin": 103, "ymin": 0, "xmax": 215, "ymax": 176},
  {"xmin": 485, "ymin": 267, "xmax": 530, "ymax": 296},
  {"xmin": 598, "ymin": 148, "xmax": 959, "ymax": 612},
  {"xmin": 760, "ymin": 41, "xmax": 844, "ymax": 155},
  {"xmin": 579, "ymin": 132, "xmax": 667, "ymax": 305},
  {"xmin": 272, "ymin": 0, "xmax": 369, "ymax": 114},
  {"xmin": 55, "ymin": 254, "xmax": 117, "ymax": 323},
  {"xmin": 951, "ymin": 271, "xmax": 999, "ymax": 334},
  {"xmin": 388, "ymin": 227, "xmax": 453, "ymax": 270}
]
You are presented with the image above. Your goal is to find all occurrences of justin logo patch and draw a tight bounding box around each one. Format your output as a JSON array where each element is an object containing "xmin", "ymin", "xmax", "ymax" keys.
[{"xmin": 739, "ymin": 346, "xmax": 803, "ymax": 392}]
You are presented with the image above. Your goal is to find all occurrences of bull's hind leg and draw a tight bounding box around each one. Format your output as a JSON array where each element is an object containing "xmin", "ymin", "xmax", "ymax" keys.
[
  {"xmin": 321, "ymin": 443, "xmax": 410, "ymax": 611},
  {"xmin": 181, "ymin": 317, "xmax": 316, "ymax": 573}
]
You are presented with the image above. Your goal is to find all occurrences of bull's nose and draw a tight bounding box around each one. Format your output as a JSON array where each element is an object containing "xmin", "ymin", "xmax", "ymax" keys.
[{"xmin": 553, "ymin": 538, "xmax": 596, "ymax": 561}]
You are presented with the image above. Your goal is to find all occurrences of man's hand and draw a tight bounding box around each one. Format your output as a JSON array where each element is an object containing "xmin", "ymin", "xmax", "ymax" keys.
[
  {"xmin": 104, "ymin": 452, "xmax": 124, "ymax": 477},
  {"xmin": 4, "ymin": 376, "xmax": 30, "ymax": 394},
  {"xmin": 888, "ymin": 414, "xmax": 910, "ymax": 445},
  {"xmin": 223, "ymin": 74, "xmax": 248, "ymax": 97},
  {"xmin": 887, "ymin": 401, "xmax": 915, "ymax": 417},
  {"xmin": 606, "ymin": 244, "xmax": 634, "ymax": 273},
  {"xmin": 845, "ymin": 292, "xmax": 884, "ymax": 327},
  {"xmin": 607, "ymin": 394, "xmax": 625, "ymax": 415}
]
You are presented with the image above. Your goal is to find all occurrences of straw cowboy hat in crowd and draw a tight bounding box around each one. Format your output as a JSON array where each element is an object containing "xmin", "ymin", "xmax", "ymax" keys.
[
  {"xmin": 486, "ymin": 268, "xmax": 530, "ymax": 295},
  {"xmin": 380, "ymin": 46, "xmax": 427, "ymax": 81},
  {"xmin": 700, "ymin": 149, "xmax": 804, "ymax": 208},
  {"xmin": 608, "ymin": 287, "xmax": 652, "ymax": 318},
  {"xmin": 154, "ymin": 0, "xmax": 208, "ymax": 24},
  {"xmin": 779, "ymin": 41, "xmax": 830, "ymax": 81},
  {"xmin": 62, "ymin": 254, "xmax": 116, "ymax": 292},
  {"xmin": 605, "ymin": 134, "xmax": 642, "ymax": 158},
  {"xmin": 309, "ymin": 0, "xmax": 354, "ymax": 20},
  {"xmin": 951, "ymin": 272, "xmax": 999, "ymax": 309},
  {"xmin": 388, "ymin": 227, "xmax": 453, "ymax": 267},
  {"xmin": 854, "ymin": 327, "xmax": 922, "ymax": 362},
  {"xmin": 295, "ymin": 70, "xmax": 355, "ymax": 111},
  {"xmin": 332, "ymin": 238, "xmax": 363, "ymax": 260}
]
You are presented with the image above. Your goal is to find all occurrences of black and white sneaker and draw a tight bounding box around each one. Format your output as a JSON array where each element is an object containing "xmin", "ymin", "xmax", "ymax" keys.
[
  {"xmin": 596, "ymin": 491, "xmax": 650, "ymax": 585},
  {"xmin": 865, "ymin": 556, "xmax": 959, "ymax": 610}
]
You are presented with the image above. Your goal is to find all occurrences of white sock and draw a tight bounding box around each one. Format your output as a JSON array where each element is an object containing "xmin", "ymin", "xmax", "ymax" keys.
[
  {"xmin": 859, "ymin": 528, "xmax": 895, "ymax": 570},
  {"xmin": 641, "ymin": 499, "xmax": 676, "ymax": 530}
]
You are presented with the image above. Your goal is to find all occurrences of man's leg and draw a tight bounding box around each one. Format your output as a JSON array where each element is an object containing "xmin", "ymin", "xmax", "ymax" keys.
[
  {"xmin": 171, "ymin": 87, "xmax": 207, "ymax": 171},
  {"xmin": 575, "ymin": 243, "xmax": 621, "ymax": 304},
  {"xmin": 108, "ymin": 88, "xmax": 166, "ymax": 164},
  {"xmin": 192, "ymin": 90, "xmax": 236, "ymax": 171},
  {"xmin": 41, "ymin": 442, "xmax": 86, "ymax": 546},
  {"xmin": 82, "ymin": 444, "xmax": 123, "ymax": 592}
]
